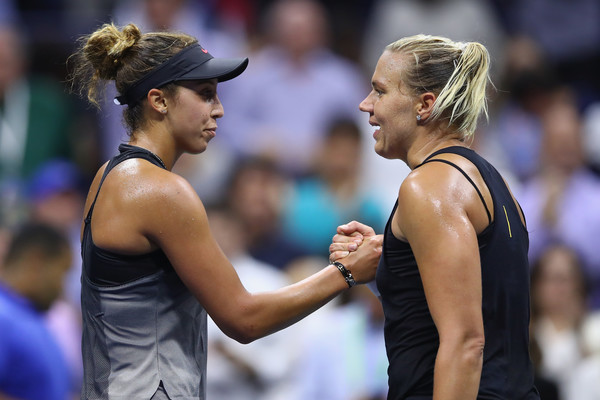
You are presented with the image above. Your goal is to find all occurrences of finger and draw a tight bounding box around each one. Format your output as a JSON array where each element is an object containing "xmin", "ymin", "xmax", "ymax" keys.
[
  {"xmin": 337, "ymin": 220, "xmax": 376, "ymax": 236},
  {"xmin": 329, "ymin": 250, "xmax": 350, "ymax": 263},
  {"xmin": 332, "ymin": 233, "xmax": 363, "ymax": 245},
  {"xmin": 329, "ymin": 242, "xmax": 358, "ymax": 254}
]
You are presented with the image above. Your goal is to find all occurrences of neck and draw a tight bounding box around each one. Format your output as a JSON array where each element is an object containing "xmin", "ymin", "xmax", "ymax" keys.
[
  {"xmin": 129, "ymin": 130, "xmax": 178, "ymax": 171},
  {"xmin": 405, "ymin": 131, "xmax": 465, "ymax": 169}
]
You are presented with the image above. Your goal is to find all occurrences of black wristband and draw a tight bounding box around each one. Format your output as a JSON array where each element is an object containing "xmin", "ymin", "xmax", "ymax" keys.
[{"xmin": 333, "ymin": 261, "xmax": 356, "ymax": 288}]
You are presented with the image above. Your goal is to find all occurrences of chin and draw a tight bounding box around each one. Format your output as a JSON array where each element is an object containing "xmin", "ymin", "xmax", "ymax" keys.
[
  {"xmin": 374, "ymin": 143, "xmax": 387, "ymax": 158},
  {"xmin": 187, "ymin": 142, "xmax": 209, "ymax": 155}
]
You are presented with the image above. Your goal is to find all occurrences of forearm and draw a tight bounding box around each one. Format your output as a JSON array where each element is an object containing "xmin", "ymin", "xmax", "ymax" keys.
[
  {"xmin": 226, "ymin": 264, "xmax": 348, "ymax": 343},
  {"xmin": 433, "ymin": 339, "xmax": 484, "ymax": 400}
]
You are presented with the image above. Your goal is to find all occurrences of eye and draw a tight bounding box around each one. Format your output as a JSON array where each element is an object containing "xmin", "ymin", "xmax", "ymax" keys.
[{"xmin": 199, "ymin": 89, "xmax": 217, "ymax": 103}]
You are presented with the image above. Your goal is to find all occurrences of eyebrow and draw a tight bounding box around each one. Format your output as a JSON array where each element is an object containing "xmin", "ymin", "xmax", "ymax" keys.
[{"xmin": 371, "ymin": 79, "xmax": 385, "ymax": 90}]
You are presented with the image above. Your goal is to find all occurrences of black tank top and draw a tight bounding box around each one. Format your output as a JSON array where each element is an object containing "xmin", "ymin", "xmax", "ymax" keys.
[
  {"xmin": 81, "ymin": 144, "xmax": 174, "ymax": 286},
  {"xmin": 376, "ymin": 146, "xmax": 539, "ymax": 400}
]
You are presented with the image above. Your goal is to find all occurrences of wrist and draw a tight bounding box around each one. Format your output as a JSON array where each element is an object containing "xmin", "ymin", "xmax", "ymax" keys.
[{"xmin": 332, "ymin": 261, "xmax": 356, "ymax": 288}]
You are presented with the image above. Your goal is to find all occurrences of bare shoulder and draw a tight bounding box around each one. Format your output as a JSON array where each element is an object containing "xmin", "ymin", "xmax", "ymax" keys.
[
  {"xmin": 89, "ymin": 159, "xmax": 207, "ymax": 253},
  {"xmin": 398, "ymin": 153, "xmax": 492, "ymax": 234},
  {"xmin": 120, "ymin": 161, "xmax": 205, "ymax": 222},
  {"xmin": 399, "ymin": 162, "xmax": 459, "ymax": 206}
]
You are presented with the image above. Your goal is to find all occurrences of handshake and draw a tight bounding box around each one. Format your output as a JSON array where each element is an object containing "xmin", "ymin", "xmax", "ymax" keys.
[{"xmin": 328, "ymin": 221, "xmax": 383, "ymax": 291}]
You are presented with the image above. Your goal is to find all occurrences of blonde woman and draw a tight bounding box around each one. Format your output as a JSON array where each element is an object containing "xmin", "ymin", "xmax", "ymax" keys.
[
  {"xmin": 68, "ymin": 23, "xmax": 382, "ymax": 400},
  {"xmin": 330, "ymin": 35, "xmax": 540, "ymax": 399}
]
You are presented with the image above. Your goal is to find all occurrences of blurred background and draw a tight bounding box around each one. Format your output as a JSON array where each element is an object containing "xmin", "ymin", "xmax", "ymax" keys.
[{"xmin": 1, "ymin": 0, "xmax": 600, "ymax": 399}]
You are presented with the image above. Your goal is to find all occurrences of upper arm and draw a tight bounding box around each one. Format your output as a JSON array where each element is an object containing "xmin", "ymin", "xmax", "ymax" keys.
[
  {"xmin": 397, "ymin": 171, "xmax": 484, "ymax": 342},
  {"xmin": 143, "ymin": 176, "xmax": 249, "ymax": 333}
]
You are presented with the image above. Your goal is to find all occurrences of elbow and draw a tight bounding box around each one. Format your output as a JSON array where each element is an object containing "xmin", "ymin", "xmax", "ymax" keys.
[
  {"xmin": 226, "ymin": 326, "xmax": 259, "ymax": 345},
  {"xmin": 465, "ymin": 334, "xmax": 485, "ymax": 359},
  {"xmin": 218, "ymin": 322, "xmax": 260, "ymax": 344},
  {"xmin": 440, "ymin": 329, "xmax": 485, "ymax": 364},
  {"xmin": 217, "ymin": 302, "xmax": 265, "ymax": 344},
  {"xmin": 459, "ymin": 331, "xmax": 485, "ymax": 367}
]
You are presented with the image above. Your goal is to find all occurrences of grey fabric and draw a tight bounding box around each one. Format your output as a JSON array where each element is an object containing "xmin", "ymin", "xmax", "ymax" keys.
[
  {"xmin": 81, "ymin": 269, "xmax": 207, "ymax": 400},
  {"xmin": 150, "ymin": 383, "xmax": 171, "ymax": 400}
]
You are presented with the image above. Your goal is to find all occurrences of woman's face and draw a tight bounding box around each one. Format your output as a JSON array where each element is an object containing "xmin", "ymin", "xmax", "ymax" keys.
[
  {"xmin": 167, "ymin": 79, "xmax": 224, "ymax": 154},
  {"xmin": 359, "ymin": 50, "xmax": 418, "ymax": 160},
  {"xmin": 533, "ymin": 246, "xmax": 585, "ymax": 315}
]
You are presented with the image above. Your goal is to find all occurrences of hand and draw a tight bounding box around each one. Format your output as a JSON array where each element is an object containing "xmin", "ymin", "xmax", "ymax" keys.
[
  {"xmin": 329, "ymin": 221, "xmax": 378, "ymax": 263},
  {"xmin": 336, "ymin": 234, "xmax": 383, "ymax": 284}
]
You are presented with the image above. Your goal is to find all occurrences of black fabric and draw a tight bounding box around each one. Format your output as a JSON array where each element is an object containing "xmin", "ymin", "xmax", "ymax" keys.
[
  {"xmin": 418, "ymin": 158, "xmax": 492, "ymax": 224},
  {"xmin": 115, "ymin": 43, "xmax": 248, "ymax": 105},
  {"xmin": 81, "ymin": 144, "xmax": 174, "ymax": 286},
  {"xmin": 376, "ymin": 146, "xmax": 539, "ymax": 399}
]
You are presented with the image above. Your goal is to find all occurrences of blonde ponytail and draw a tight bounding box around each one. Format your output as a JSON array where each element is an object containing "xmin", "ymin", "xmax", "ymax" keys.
[{"xmin": 386, "ymin": 35, "xmax": 492, "ymax": 139}]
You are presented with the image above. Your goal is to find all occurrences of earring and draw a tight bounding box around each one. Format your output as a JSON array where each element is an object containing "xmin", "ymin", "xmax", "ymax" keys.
[
  {"xmin": 416, "ymin": 115, "xmax": 422, "ymax": 121},
  {"xmin": 161, "ymin": 109, "xmax": 167, "ymax": 114}
]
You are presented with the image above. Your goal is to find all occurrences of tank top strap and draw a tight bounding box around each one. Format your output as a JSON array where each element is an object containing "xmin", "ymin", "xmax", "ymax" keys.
[
  {"xmin": 416, "ymin": 146, "xmax": 492, "ymax": 224},
  {"xmin": 84, "ymin": 144, "xmax": 167, "ymax": 224}
]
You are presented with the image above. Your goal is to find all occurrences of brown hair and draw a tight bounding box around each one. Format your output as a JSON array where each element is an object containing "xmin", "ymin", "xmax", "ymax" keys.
[
  {"xmin": 68, "ymin": 23, "xmax": 197, "ymax": 134},
  {"xmin": 386, "ymin": 34, "xmax": 491, "ymax": 139}
]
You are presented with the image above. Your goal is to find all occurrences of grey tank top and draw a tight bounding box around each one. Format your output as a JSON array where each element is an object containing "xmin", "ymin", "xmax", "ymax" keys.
[{"xmin": 80, "ymin": 145, "xmax": 207, "ymax": 399}]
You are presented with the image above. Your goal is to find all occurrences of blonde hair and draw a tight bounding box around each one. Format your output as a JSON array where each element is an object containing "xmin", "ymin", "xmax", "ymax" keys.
[
  {"xmin": 386, "ymin": 34, "xmax": 491, "ymax": 139},
  {"xmin": 67, "ymin": 23, "xmax": 196, "ymax": 133}
]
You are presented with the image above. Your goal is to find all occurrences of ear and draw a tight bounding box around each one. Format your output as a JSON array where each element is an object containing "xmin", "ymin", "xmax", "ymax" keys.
[
  {"xmin": 416, "ymin": 92, "xmax": 436, "ymax": 121},
  {"xmin": 147, "ymin": 88, "xmax": 169, "ymax": 115}
]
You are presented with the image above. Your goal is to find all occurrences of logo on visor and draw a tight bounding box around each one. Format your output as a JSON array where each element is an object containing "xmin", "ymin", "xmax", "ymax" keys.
[{"xmin": 201, "ymin": 48, "xmax": 208, "ymax": 53}]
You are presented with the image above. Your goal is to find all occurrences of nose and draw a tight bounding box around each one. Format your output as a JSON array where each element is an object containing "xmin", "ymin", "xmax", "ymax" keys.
[
  {"xmin": 359, "ymin": 93, "xmax": 372, "ymax": 113},
  {"xmin": 212, "ymin": 94, "xmax": 224, "ymax": 119}
]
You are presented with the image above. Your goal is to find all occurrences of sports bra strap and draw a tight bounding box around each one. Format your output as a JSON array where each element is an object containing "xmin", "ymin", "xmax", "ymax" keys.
[{"xmin": 419, "ymin": 158, "xmax": 492, "ymax": 224}]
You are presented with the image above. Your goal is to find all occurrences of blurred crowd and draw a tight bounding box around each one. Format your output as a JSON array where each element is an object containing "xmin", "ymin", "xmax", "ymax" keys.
[{"xmin": 1, "ymin": 0, "xmax": 600, "ymax": 399}]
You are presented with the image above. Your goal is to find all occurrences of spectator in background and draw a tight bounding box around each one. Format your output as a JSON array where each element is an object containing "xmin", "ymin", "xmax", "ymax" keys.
[
  {"xmin": 27, "ymin": 159, "xmax": 86, "ymax": 306},
  {"xmin": 517, "ymin": 95, "xmax": 600, "ymax": 308},
  {"xmin": 566, "ymin": 311, "xmax": 600, "ymax": 400},
  {"xmin": 477, "ymin": 36, "xmax": 561, "ymax": 183},
  {"xmin": 0, "ymin": 223, "xmax": 72, "ymax": 400},
  {"xmin": 360, "ymin": 0, "xmax": 506, "ymax": 78},
  {"xmin": 294, "ymin": 284, "xmax": 388, "ymax": 400},
  {"xmin": 218, "ymin": 0, "xmax": 368, "ymax": 176},
  {"xmin": 225, "ymin": 156, "xmax": 309, "ymax": 271},
  {"xmin": 0, "ymin": 24, "xmax": 77, "ymax": 183},
  {"xmin": 489, "ymin": 0, "xmax": 600, "ymax": 109},
  {"xmin": 529, "ymin": 244, "xmax": 589, "ymax": 400},
  {"xmin": 25, "ymin": 159, "xmax": 87, "ymax": 395},
  {"xmin": 282, "ymin": 118, "xmax": 385, "ymax": 258},
  {"xmin": 205, "ymin": 204, "xmax": 300, "ymax": 400}
]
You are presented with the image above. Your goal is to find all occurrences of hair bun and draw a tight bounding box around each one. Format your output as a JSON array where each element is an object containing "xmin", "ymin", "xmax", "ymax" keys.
[{"xmin": 84, "ymin": 23, "xmax": 142, "ymax": 80}]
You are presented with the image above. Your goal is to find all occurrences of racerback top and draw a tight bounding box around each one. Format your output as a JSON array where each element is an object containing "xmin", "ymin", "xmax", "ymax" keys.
[
  {"xmin": 80, "ymin": 144, "xmax": 207, "ymax": 400},
  {"xmin": 376, "ymin": 146, "xmax": 539, "ymax": 400}
]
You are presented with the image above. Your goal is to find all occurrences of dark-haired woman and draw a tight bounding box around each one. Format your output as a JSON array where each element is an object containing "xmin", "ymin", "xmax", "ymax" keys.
[{"xmin": 69, "ymin": 23, "xmax": 382, "ymax": 399}]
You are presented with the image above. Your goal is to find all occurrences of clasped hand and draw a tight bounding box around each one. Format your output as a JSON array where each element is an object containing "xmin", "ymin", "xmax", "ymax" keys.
[{"xmin": 329, "ymin": 221, "xmax": 383, "ymax": 284}]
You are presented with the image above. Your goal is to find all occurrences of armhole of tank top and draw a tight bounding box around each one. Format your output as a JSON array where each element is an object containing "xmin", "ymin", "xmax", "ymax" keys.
[
  {"xmin": 84, "ymin": 159, "xmax": 118, "ymax": 224},
  {"xmin": 420, "ymin": 158, "xmax": 492, "ymax": 225}
]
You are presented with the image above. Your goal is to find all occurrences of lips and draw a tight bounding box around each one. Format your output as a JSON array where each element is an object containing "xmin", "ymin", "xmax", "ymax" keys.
[{"xmin": 370, "ymin": 122, "xmax": 381, "ymax": 138}]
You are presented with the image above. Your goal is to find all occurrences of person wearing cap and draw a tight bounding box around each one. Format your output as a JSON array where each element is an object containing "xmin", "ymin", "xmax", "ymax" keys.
[{"xmin": 68, "ymin": 23, "xmax": 382, "ymax": 400}]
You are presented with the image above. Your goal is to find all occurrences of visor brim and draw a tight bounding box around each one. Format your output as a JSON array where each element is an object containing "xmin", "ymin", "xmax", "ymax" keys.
[{"xmin": 177, "ymin": 57, "xmax": 249, "ymax": 83}]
